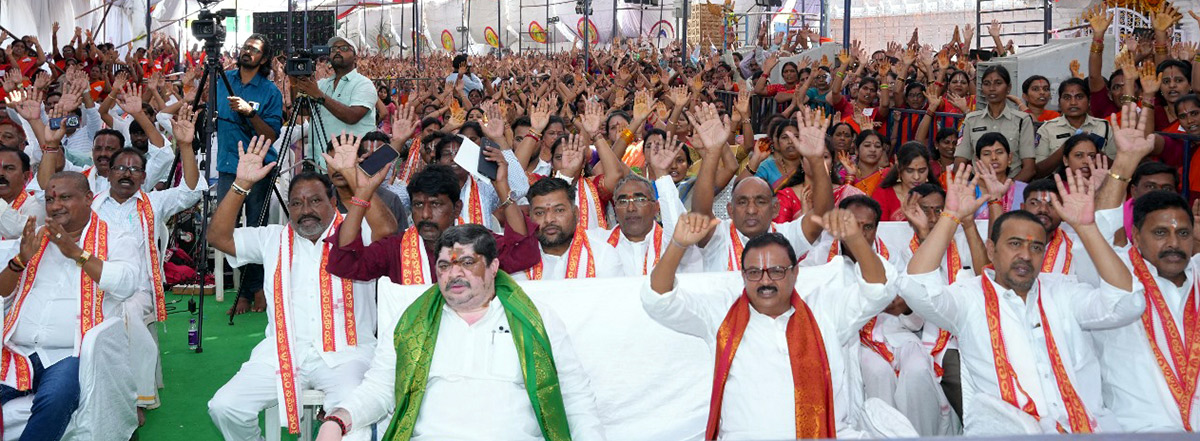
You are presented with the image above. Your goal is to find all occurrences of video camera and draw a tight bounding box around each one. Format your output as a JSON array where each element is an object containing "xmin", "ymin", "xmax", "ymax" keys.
[
  {"xmin": 191, "ymin": 8, "xmax": 237, "ymax": 46},
  {"xmin": 285, "ymin": 46, "xmax": 331, "ymax": 77}
]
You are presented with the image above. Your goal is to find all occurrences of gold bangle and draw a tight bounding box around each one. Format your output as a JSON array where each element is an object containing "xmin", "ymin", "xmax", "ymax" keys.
[{"xmin": 1109, "ymin": 171, "xmax": 1131, "ymax": 183}]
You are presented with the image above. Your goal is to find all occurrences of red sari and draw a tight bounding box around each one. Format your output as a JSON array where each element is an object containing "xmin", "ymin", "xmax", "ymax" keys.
[{"xmin": 871, "ymin": 186, "xmax": 905, "ymax": 221}]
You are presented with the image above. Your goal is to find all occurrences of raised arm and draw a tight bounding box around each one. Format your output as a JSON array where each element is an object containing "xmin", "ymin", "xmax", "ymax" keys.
[
  {"xmin": 209, "ymin": 136, "xmax": 276, "ymax": 256},
  {"xmin": 909, "ymin": 164, "xmax": 988, "ymax": 275},
  {"xmin": 789, "ymin": 107, "xmax": 834, "ymax": 244},
  {"xmin": 1097, "ymin": 103, "xmax": 1155, "ymax": 210},
  {"xmin": 1053, "ymin": 170, "xmax": 1131, "ymax": 291},
  {"xmin": 689, "ymin": 102, "xmax": 731, "ymax": 220},
  {"xmin": 651, "ymin": 213, "xmax": 720, "ymax": 294},
  {"xmin": 172, "ymin": 104, "xmax": 201, "ymax": 189}
]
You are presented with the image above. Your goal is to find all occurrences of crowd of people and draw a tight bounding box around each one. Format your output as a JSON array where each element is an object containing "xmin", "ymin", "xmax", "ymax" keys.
[{"xmin": 2, "ymin": 2, "xmax": 1200, "ymax": 440}]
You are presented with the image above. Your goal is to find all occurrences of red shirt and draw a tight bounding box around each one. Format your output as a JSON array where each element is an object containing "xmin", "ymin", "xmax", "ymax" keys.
[
  {"xmin": 1031, "ymin": 109, "xmax": 1060, "ymax": 122},
  {"xmin": 325, "ymin": 215, "xmax": 542, "ymax": 284},
  {"xmin": 1089, "ymin": 85, "xmax": 1119, "ymax": 120},
  {"xmin": 15, "ymin": 57, "xmax": 37, "ymax": 77},
  {"xmin": 871, "ymin": 186, "xmax": 905, "ymax": 221}
]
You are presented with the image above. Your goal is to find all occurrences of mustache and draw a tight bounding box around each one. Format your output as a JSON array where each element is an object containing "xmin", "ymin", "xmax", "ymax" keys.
[
  {"xmin": 448, "ymin": 277, "xmax": 470, "ymax": 289},
  {"xmin": 1159, "ymin": 249, "xmax": 1188, "ymax": 261},
  {"xmin": 297, "ymin": 215, "xmax": 320, "ymax": 224},
  {"xmin": 416, "ymin": 220, "xmax": 439, "ymax": 230},
  {"xmin": 756, "ymin": 285, "xmax": 778, "ymax": 295},
  {"xmin": 1011, "ymin": 259, "xmax": 1033, "ymax": 273}
]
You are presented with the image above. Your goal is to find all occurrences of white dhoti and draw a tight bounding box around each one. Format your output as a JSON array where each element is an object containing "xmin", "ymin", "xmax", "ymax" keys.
[
  {"xmin": 122, "ymin": 291, "xmax": 160, "ymax": 407},
  {"xmin": 860, "ymin": 341, "xmax": 959, "ymax": 436},
  {"xmin": 207, "ymin": 342, "xmax": 370, "ymax": 441}
]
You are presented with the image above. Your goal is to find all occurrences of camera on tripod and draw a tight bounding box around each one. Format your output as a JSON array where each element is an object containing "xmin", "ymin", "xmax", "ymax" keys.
[
  {"xmin": 191, "ymin": 8, "xmax": 236, "ymax": 45},
  {"xmin": 285, "ymin": 46, "xmax": 331, "ymax": 77}
]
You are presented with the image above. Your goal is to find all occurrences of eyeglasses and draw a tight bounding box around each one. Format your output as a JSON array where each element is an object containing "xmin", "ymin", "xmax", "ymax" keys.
[
  {"xmin": 111, "ymin": 165, "xmax": 145, "ymax": 175},
  {"xmin": 742, "ymin": 265, "xmax": 794, "ymax": 281},
  {"xmin": 614, "ymin": 196, "xmax": 653, "ymax": 208},
  {"xmin": 331, "ymin": 45, "xmax": 354, "ymax": 53},
  {"xmin": 436, "ymin": 255, "xmax": 483, "ymax": 273},
  {"xmin": 241, "ymin": 46, "xmax": 262, "ymax": 55}
]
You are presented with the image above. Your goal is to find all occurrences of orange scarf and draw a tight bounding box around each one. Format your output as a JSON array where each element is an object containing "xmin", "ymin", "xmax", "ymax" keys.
[
  {"xmin": 134, "ymin": 192, "xmax": 168, "ymax": 322},
  {"xmin": 399, "ymin": 226, "xmax": 432, "ymax": 285},
  {"xmin": 1, "ymin": 213, "xmax": 108, "ymax": 391},
  {"xmin": 607, "ymin": 224, "xmax": 663, "ymax": 275},
  {"xmin": 1041, "ymin": 229, "xmax": 1073, "ymax": 274},
  {"xmin": 271, "ymin": 213, "xmax": 359, "ymax": 434},
  {"xmin": 456, "ymin": 176, "xmax": 485, "ymax": 225},
  {"xmin": 707, "ymin": 291, "xmax": 835, "ymax": 440},
  {"xmin": 982, "ymin": 276, "xmax": 1093, "ymax": 433},
  {"xmin": 1130, "ymin": 247, "xmax": 1200, "ymax": 429},
  {"xmin": 577, "ymin": 176, "xmax": 609, "ymax": 230},
  {"xmin": 727, "ymin": 223, "xmax": 777, "ymax": 271},
  {"xmin": 527, "ymin": 230, "xmax": 596, "ymax": 280},
  {"xmin": 394, "ymin": 137, "xmax": 423, "ymax": 184},
  {"xmin": 909, "ymin": 234, "xmax": 962, "ymax": 377}
]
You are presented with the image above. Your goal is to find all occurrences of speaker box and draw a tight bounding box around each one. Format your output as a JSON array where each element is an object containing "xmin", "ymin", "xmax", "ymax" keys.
[{"xmin": 252, "ymin": 11, "xmax": 336, "ymax": 54}]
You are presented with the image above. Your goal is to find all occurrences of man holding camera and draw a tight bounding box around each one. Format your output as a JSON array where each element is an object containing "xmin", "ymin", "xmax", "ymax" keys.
[
  {"xmin": 291, "ymin": 36, "xmax": 377, "ymax": 169},
  {"xmin": 216, "ymin": 34, "xmax": 284, "ymax": 315}
]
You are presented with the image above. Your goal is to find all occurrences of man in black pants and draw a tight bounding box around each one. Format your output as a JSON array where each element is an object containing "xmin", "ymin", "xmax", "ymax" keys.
[{"xmin": 214, "ymin": 34, "xmax": 284, "ymax": 314}]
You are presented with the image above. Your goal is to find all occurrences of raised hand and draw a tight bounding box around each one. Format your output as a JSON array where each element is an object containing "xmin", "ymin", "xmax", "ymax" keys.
[
  {"xmin": 1052, "ymin": 169, "xmax": 1095, "ymax": 227},
  {"xmin": 580, "ymin": 99, "xmax": 604, "ymax": 138},
  {"xmin": 633, "ymin": 88, "xmax": 654, "ymax": 122},
  {"xmin": 648, "ymin": 132, "xmax": 682, "ymax": 177},
  {"xmin": 530, "ymin": 96, "xmax": 553, "ymax": 133},
  {"xmin": 391, "ymin": 104, "xmax": 419, "ymax": 139},
  {"xmin": 235, "ymin": 135, "xmax": 277, "ymax": 184},
  {"xmin": 669, "ymin": 84, "xmax": 690, "ymax": 109},
  {"xmin": 946, "ymin": 93, "xmax": 969, "ymax": 112},
  {"xmin": 903, "ymin": 192, "xmax": 931, "ymax": 235},
  {"xmin": 482, "ymin": 146, "xmax": 510, "ymax": 188},
  {"xmin": 945, "ymin": 163, "xmax": 989, "ymax": 219},
  {"xmin": 734, "ymin": 88, "xmax": 752, "ymax": 122},
  {"xmin": 1108, "ymin": 103, "xmax": 1153, "ymax": 161},
  {"xmin": 836, "ymin": 150, "xmax": 858, "ymax": 177},
  {"xmin": 974, "ymin": 160, "xmax": 1012, "ymax": 203},
  {"xmin": 1086, "ymin": 153, "xmax": 1110, "ymax": 192},
  {"xmin": 117, "ymin": 84, "xmax": 146, "ymax": 115},
  {"xmin": 812, "ymin": 208, "xmax": 863, "ymax": 242},
  {"xmin": 480, "ymin": 101, "xmax": 507, "ymax": 140},
  {"xmin": 5, "ymin": 88, "xmax": 43, "ymax": 122},
  {"xmin": 558, "ymin": 134, "xmax": 587, "ymax": 178},
  {"xmin": 1087, "ymin": 5, "xmax": 1113, "ymax": 34},
  {"xmin": 1069, "ymin": 59, "xmax": 1083, "ymax": 79},
  {"xmin": 988, "ymin": 19, "xmax": 1002, "ymax": 39},
  {"xmin": 322, "ymin": 131, "xmax": 361, "ymax": 176},
  {"xmin": 16, "ymin": 219, "xmax": 41, "ymax": 265},
  {"xmin": 40, "ymin": 107, "xmax": 68, "ymax": 146},
  {"xmin": 172, "ymin": 104, "xmax": 198, "ymax": 146},
  {"xmin": 790, "ymin": 107, "xmax": 830, "ymax": 158},
  {"xmin": 692, "ymin": 102, "xmax": 731, "ymax": 151},
  {"xmin": 672, "ymin": 213, "xmax": 720, "ymax": 247},
  {"xmin": 1140, "ymin": 64, "xmax": 1162, "ymax": 96}
]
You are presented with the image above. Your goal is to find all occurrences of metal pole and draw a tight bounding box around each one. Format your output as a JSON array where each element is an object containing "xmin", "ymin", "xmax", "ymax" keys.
[
  {"xmin": 464, "ymin": 0, "xmax": 470, "ymax": 53},
  {"xmin": 611, "ymin": 0, "xmax": 618, "ymax": 44},
  {"xmin": 400, "ymin": 1, "xmax": 406, "ymax": 58},
  {"xmin": 681, "ymin": 0, "xmax": 688, "ymax": 66},
  {"xmin": 546, "ymin": 0, "xmax": 550, "ymax": 56},
  {"xmin": 1043, "ymin": 0, "xmax": 1051, "ymax": 44},
  {"xmin": 519, "ymin": 2, "xmax": 524, "ymax": 53},
  {"xmin": 498, "ymin": 0, "xmax": 502, "ymax": 57},
  {"xmin": 819, "ymin": 0, "xmax": 827, "ymax": 38},
  {"xmin": 585, "ymin": 0, "xmax": 591, "ymax": 73},
  {"xmin": 841, "ymin": 0, "xmax": 849, "ymax": 49},
  {"xmin": 145, "ymin": 0, "xmax": 152, "ymax": 55}
]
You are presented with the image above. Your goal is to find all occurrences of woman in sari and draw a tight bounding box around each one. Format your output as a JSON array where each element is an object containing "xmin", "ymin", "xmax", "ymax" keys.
[
  {"xmin": 773, "ymin": 136, "xmax": 865, "ymax": 222},
  {"xmin": 841, "ymin": 129, "xmax": 890, "ymax": 196},
  {"xmin": 871, "ymin": 142, "xmax": 933, "ymax": 221}
]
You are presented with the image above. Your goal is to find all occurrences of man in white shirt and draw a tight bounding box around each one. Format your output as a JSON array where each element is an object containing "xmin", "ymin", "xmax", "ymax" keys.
[
  {"xmin": 1082, "ymin": 103, "xmax": 1200, "ymax": 432},
  {"xmin": 690, "ymin": 105, "xmax": 829, "ymax": 272},
  {"xmin": 420, "ymin": 129, "xmax": 528, "ymax": 232},
  {"xmin": 899, "ymin": 166, "xmax": 1142, "ymax": 434},
  {"xmin": 290, "ymin": 36, "xmax": 377, "ymax": 168},
  {"xmin": 643, "ymin": 209, "xmax": 895, "ymax": 440},
  {"xmin": 0, "ymin": 147, "xmax": 45, "ymax": 240},
  {"xmin": 206, "ymin": 137, "xmax": 379, "ymax": 439},
  {"xmin": 587, "ymin": 173, "xmax": 703, "ymax": 276},
  {"xmin": 515, "ymin": 177, "xmax": 621, "ymax": 280},
  {"xmin": 315, "ymin": 224, "xmax": 605, "ymax": 441},
  {"xmin": 445, "ymin": 54, "xmax": 485, "ymax": 95},
  {"xmin": 988, "ymin": 177, "xmax": 1081, "ymax": 276},
  {"xmin": 91, "ymin": 107, "xmax": 205, "ymax": 412},
  {"xmin": 0, "ymin": 171, "xmax": 141, "ymax": 440}
]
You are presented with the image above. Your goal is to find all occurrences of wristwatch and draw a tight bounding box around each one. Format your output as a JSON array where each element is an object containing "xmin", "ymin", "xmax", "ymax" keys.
[
  {"xmin": 245, "ymin": 108, "xmax": 257, "ymax": 119},
  {"xmin": 75, "ymin": 250, "xmax": 91, "ymax": 267},
  {"xmin": 498, "ymin": 190, "xmax": 519, "ymax": 209}
]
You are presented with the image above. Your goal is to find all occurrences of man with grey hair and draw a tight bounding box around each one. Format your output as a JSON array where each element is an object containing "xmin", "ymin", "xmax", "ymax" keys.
[{"xmin": 588, "ymin": 167, "xmax": 702, "ymax": 276}]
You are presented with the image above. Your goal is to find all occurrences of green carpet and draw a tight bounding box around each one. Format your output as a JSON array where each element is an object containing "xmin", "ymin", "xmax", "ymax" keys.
[{"xmin": 137, "ymin": 291, "xmax": 300, "ymax": 440}]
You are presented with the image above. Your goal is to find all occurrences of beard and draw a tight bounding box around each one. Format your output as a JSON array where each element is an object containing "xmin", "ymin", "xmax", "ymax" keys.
[
  {"xmin": 293, "ymin": 214, "xmax": 328, "ymax": 238},
  {"xmin": 999, "ymin": 259, "xmax": 1036, "ymax": 293},
  {"xmin": 537, "ymin": 227, "xmax": 573, "ymax": 249},
  {"xmin": 237, "ymin": 55, "xmax": 260, "ymax": 70}
]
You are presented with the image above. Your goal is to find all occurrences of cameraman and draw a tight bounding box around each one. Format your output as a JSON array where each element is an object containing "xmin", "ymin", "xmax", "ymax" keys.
[
  {"xmin": 215, "ymin": 34, "xmax": 284, "ymax": 314},
  {"xmin": 445, "ymin": 54, "xmax": 483, "ymax": 95},
  {"xmin": 291, "ymin": 36, "xmax": 377, "ymax": 168}
]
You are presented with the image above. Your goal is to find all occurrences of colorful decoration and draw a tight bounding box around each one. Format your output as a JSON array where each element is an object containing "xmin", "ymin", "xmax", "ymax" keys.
[
  {"xmin": 484, "ymin": 26, "xmax": 501, "ymax": 48},
  {"xmin": 648, "ymin": 20, "xmax": 675, "ymax": 40},
  {"xmin": 530, "ymin": 21, "xmax": 548, "ymax": 44},
  {"xmin": 441, "ymin": 29, "xmax": 455, "ymax": 52},
  {"xmin": 577, "ymin": 18, "xmax": 599, "ymax": 45}
]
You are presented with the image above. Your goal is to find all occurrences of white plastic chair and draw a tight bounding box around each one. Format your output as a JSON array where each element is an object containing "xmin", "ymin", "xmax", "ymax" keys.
[
  {"xmin": 2, "ymin": 317, "xmax": 138, "ymax": 441},
  {"xmin": 263, "ymin": 389, "xmax": 325, "ymax": 441}
]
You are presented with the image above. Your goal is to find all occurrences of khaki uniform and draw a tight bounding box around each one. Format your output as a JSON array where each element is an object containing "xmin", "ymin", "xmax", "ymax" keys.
[
  {"xmin": 1033, "ymin": 115, "xmax": 1115, "ymax": 162},
  {"xmin": 953, "ymin": 107, "xmax": 1036, "ymax": 178}
]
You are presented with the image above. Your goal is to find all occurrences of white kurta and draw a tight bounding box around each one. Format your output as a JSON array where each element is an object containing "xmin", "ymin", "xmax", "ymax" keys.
[
  {"xmin": 587, "ymin": 176, "xmax": 703, "ymax": 276},
  {"xmin": 338, "ymin": 297, "xmax": 606, "ymax": 441},
  {"xmin": 699, "ymin": 217, "xmax": 815, "ymax": 272},
  {"xmin": 640, "ymin": 257, "xmax": 897, "ymax": 439},
  {"xmin": 2, "ymin": 218, "xmax": 141, "ymax": 379},
  {"xmin": 510, "ymin": 230, "xmax": 623, "ymax": 280},
  {"xmin": 207, "ymin": 222, "xmax": 378, "ymax": 440},
  {"xmin": 0, "ymin": 191, "xmax": 44, "ymax": 240},
  {"xmin": 1084, "ymin": 207, "xmax": 1200, "ymax": 432},
  {"xmin": 898, "ymin": 267, "xmax": 1144, "ymax": 434}
]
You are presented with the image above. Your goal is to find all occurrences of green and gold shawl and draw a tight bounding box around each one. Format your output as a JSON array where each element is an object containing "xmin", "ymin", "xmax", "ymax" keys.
[{"xmin": 383, "ymin": 271, "xmax": 572, "ymax": 441}]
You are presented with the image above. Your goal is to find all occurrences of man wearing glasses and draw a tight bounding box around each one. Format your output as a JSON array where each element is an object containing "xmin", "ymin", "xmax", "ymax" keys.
[
  {"xmin": 643, "ymin": 210, "xmax": 895, "ymax": 439},
  {"xmin": 216, "ymin": 34, "xmax": 284, "ymax": 315},
  {"xmin": 291, "ymin": 36, "xmax": 378, "ymax": 167},
  {"xmin": 587, "ymin": 173, "xmax": 702, "ymax": 276}
]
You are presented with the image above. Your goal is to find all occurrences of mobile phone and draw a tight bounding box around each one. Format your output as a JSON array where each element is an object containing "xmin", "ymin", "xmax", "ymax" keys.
[
  {"xmin": 476, "ymin": 139, "xmax": 501, "ymax": 181},
  {"xmin": 357, "ymin": 145, "xmax": 400, "ymax": 176},
  {"xmin": 48, "ymin": 115, "xmax": 80, "ymax": 131}
]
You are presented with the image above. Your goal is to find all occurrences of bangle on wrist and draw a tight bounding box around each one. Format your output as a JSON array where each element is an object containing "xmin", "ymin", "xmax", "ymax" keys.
[
  {"xmin": 348, "ymin": 196, "xmax": 371, "ymax": 208},
  {"xmin": 940, "ymin": 211, "xmax": 962, "ymax": 225},
  {"xmin": 324, "ymin": 415, "xmax": 349, "ymax": 436},
  {"xmin": 1108, "ymin": 171, "xmax": 1131, "ymax": 183},
  {"xmin": 8, "ymin": 258, "xmax": 25, "ymax": 273},
  {"xmin": 231, "ymin": 182, "xmax": 252, "ymax": 196},
  {"xmin": 669, "ymin": 239, "xmax": 688, "ymax": 249}
]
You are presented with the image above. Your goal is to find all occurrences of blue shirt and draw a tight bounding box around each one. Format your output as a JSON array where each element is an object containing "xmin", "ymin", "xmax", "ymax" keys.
[{"xmin": 216, "ymin": 69, "xmax": 284, "ymax": 174}]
